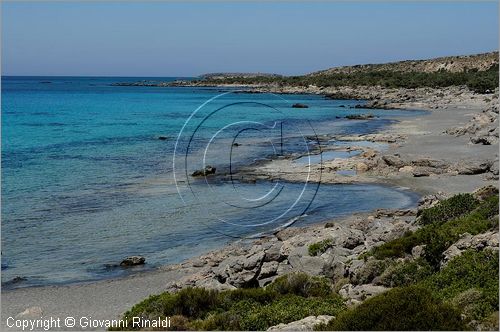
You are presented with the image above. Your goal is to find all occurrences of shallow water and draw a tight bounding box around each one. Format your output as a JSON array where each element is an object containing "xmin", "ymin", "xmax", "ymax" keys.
[{"xmin": 2, "ymin": 77, "xmax": 423, "ymax": 288}]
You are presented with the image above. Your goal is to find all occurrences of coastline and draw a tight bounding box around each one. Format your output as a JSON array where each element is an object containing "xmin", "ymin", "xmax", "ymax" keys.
[{"xmin": 2, "ymin": 85, "xmax": 498, "ymax": 330}]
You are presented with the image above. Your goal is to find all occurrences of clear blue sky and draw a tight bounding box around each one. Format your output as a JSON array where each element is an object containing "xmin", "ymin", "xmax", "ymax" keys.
[{"xmin": 2, "ymin": 1, "xmax": 498, "ymax": 77}]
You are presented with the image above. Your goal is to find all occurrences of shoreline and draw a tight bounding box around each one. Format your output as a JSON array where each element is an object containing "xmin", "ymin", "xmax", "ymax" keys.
[{"xmin": 2, "ymin": 85, "xmax": 498, "ymax": 330}]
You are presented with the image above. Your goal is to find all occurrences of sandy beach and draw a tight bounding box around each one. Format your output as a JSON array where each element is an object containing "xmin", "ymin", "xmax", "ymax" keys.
[{"xmin": 2, "ymin": 84, "xmax": 498, "ymax": 331}]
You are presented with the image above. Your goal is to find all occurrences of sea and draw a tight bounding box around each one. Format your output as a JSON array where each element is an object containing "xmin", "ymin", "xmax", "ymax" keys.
[{"xmin": 1, "ymin": 76, "xmax": 423, "ymax": 288}]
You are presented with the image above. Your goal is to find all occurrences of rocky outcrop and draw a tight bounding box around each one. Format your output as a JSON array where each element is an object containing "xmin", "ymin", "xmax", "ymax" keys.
[
  {"xmin": 267, "ymin": 315, "xmax": 334, "ymax": 331},
  {"xmin": 447, "ymin": 103, "xmax": 499, "ymax": 145},
  {"xmin": 441, "ymin": 231, "xmax": 499, "ymax": 267},
  {"xmin": 164, "ymin": 209, "xmax": 418, "ymax": 299}
]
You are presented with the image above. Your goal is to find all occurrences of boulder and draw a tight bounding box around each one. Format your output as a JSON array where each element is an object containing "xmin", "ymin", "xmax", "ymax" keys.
[{"xmin": 120, "ymin": 256, "xmax": 145, "ymax": 266}]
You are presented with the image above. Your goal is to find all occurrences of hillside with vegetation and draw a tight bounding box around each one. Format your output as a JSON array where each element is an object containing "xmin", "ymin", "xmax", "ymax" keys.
[{"xmin": 187, "ymin": 52, "xmax": 499, "ymax": 93}]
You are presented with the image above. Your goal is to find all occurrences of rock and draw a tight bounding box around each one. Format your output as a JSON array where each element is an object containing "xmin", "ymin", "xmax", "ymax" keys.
[
  {"xmin": 382, "ymin": 155, "xmax": 405, "ymax": 168},
  {"xmin": 288, "ymin": 249, "xmax": 325, "ymax": 276},
  {"xmin": 259, "ymin": 261, "xmax": 279, "ymax": 279},
  {"xmin": 120, "ymin": 256, "xmax": 145, "ymax": 266},
  {"xmin": 264, "ymin": 242, "xmax": 284, "ymax": 262},
  {"xmin": 275, "ymin": 227, "xmax": 303, "ymax": 241},
  {"xmin": 417, "ymin": 192, "xmax": 447, "ymax": 211},
  {"xmin": 16, "ymin": 306, "xmax": 43, "ymax": 319},
  {"xmin": 412, "ymin": 168, "xmax": 431, "ymax": 177},
  {"xmin": 191, "ymin": 166, "xmax": 216, "ymax": 177},
  {"xmin": 195, "ymin": 278, "xmax": 236, "ymax": 291},
  {"xmin": 356, "ymin": 162, "xmax": 369, "ymax": 172},
  {"xmin": 441, "ymin": 231, "xmax": 499, "ymax": 267},
  {"xmin": 292, "ymin": 103, "xmax": 309, "ymax": 108},
  {"xmin": 473, "ymin": 185, "xmax": 499, "ymax": 201},
  {"xmin": 267, "ymin": 315, "xmax": 334, "ymax": 331},
  {"xmin": 412, "ymin": 245, "xmax": 426, "ymax": 258},
  {"xmin": 158, "ymin": 136, "xmax": 168, "ymax": 140},
  {"xmin": 339, "ymin": 283, "xmax": 389, "ymax": 302},
  {"xmin": 322, "ymin": 257, "xmax": 346, "ymax": 281},
  {"xmin": 398, "ymin": 165, "xmax": 414, "ymax": 173},
  {"xmin": 454, "ymin": 161, "xmax": 492, "ymax": 175},
  {"xmin": 191, "ymin": 258, "xmax": 206, "ymax": 268},
  {"xmin": 243, "ymin": 252, "xmax": 265, "ymax": 270}
]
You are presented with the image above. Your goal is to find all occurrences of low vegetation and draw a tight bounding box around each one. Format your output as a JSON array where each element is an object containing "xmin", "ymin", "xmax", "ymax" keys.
[
  {"xmin": 308, "ymin": 239, "xmax": 333, "ymax": 256},
  {"xmin": 111, "ymin": 273, "xmax": 344, "ymax": 331}
]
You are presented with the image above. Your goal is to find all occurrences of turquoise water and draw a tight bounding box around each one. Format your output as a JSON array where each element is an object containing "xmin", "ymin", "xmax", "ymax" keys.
[{"xmin": 1, "ymin": 77, "xmax": 422, "ymax": 288}]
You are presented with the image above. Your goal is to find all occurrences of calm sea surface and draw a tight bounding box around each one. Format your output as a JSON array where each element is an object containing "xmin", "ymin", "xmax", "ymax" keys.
[{"xmin": 1, "ymin": 76, "xmax": 423, "ymax": 288}]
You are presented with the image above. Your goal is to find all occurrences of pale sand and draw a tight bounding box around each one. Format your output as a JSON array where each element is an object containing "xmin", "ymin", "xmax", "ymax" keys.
[{"xmin": 2, "ymin": 98, "xmax": 498, "ymax": 331}]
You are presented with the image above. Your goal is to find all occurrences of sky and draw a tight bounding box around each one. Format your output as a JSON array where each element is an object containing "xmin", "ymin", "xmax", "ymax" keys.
[{"xmin": 2, "ymin": 1, "xmax": 499, "ymax": 77}]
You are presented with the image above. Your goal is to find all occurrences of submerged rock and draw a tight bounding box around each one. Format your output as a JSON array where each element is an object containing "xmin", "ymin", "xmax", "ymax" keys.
[
  {"xmin": 120, "ymin": 256, "xmax": 146, "ymax": 267},
  {"xmin": 191, "ymin": 166, "xmax": 216, "ymax": 177},
  {"xmin": 346, "ymin": 114, "xmax": 374, "ymax": 120},
  {"xmin": 292, "ymin": 103, "xmax": 309, "ymax": 108}
]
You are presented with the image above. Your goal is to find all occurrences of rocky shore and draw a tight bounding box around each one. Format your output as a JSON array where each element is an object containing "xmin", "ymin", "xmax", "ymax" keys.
[{"xmin": 2, "ymin": 82, "xmax": 498, "ymax": 330}]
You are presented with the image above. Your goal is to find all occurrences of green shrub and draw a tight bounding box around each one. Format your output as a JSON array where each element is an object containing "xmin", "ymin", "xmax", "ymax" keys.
[
  {"xmin": 315, "ymin": 285, "xmax": 466, "ymax": 331},
  {"xmin": 377, "ymin": 258, "xmax": 433, "ymax": 287},
  {"xmin": 308, "ymin": 239, "xmax": 333, "ymax": 256},
  {"xmin": 418, "ymin": 193, "xmax": 479, "ymax": 225},
  {"xmin": 267, "ymin": 273, "xmax": 333, "ymax": 298},
  {"xmin": 421, "ymin": 249, "xmax": 499, "ymax": 320}
]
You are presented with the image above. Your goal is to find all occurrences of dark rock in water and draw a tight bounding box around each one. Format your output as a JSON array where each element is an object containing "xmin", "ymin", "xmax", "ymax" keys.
[
  {"xmin": 120, "ymin": 256, "xmax": 146, "ymax": 267},
  {"xmin": 192, "ymin": 166, "xmax": 216, "ymax": 177},
  {"xmin": 3, "ymin": 276, "xmax": 27, "ymax": 286},
  {"xmin": 346, "ymin": 114, "xmax": 374, "ymax": 120},
  {"xmin": 158, "ymin": 136, "xmax": 168, "ymax": 140},
  {"xmin": 292, "ymin": 103, "xmax": 309, "ymax": 108}
]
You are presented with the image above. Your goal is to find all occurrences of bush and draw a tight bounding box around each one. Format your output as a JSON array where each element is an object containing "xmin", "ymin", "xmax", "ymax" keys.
[
  {"xmin": 308, "ymin": 239, "xmax": 333, "ymax": 256},
  {"xmin": 267, "ymin": 273, "xmax": 333, "ymax": 298},
  {"xmin": 421, "ymin": 249, "xmax": 499, "ymax": 320},
  {"xmin": 377, "ymin": 258, "xmax": 433, "ymax": 287},
  {"xmin": 315, "ymin": 285, "xmax": 466, "ymax": 331},
  {"xmin": 418, "ymin": 193, "xmax": 479, "ymax": 225}
]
